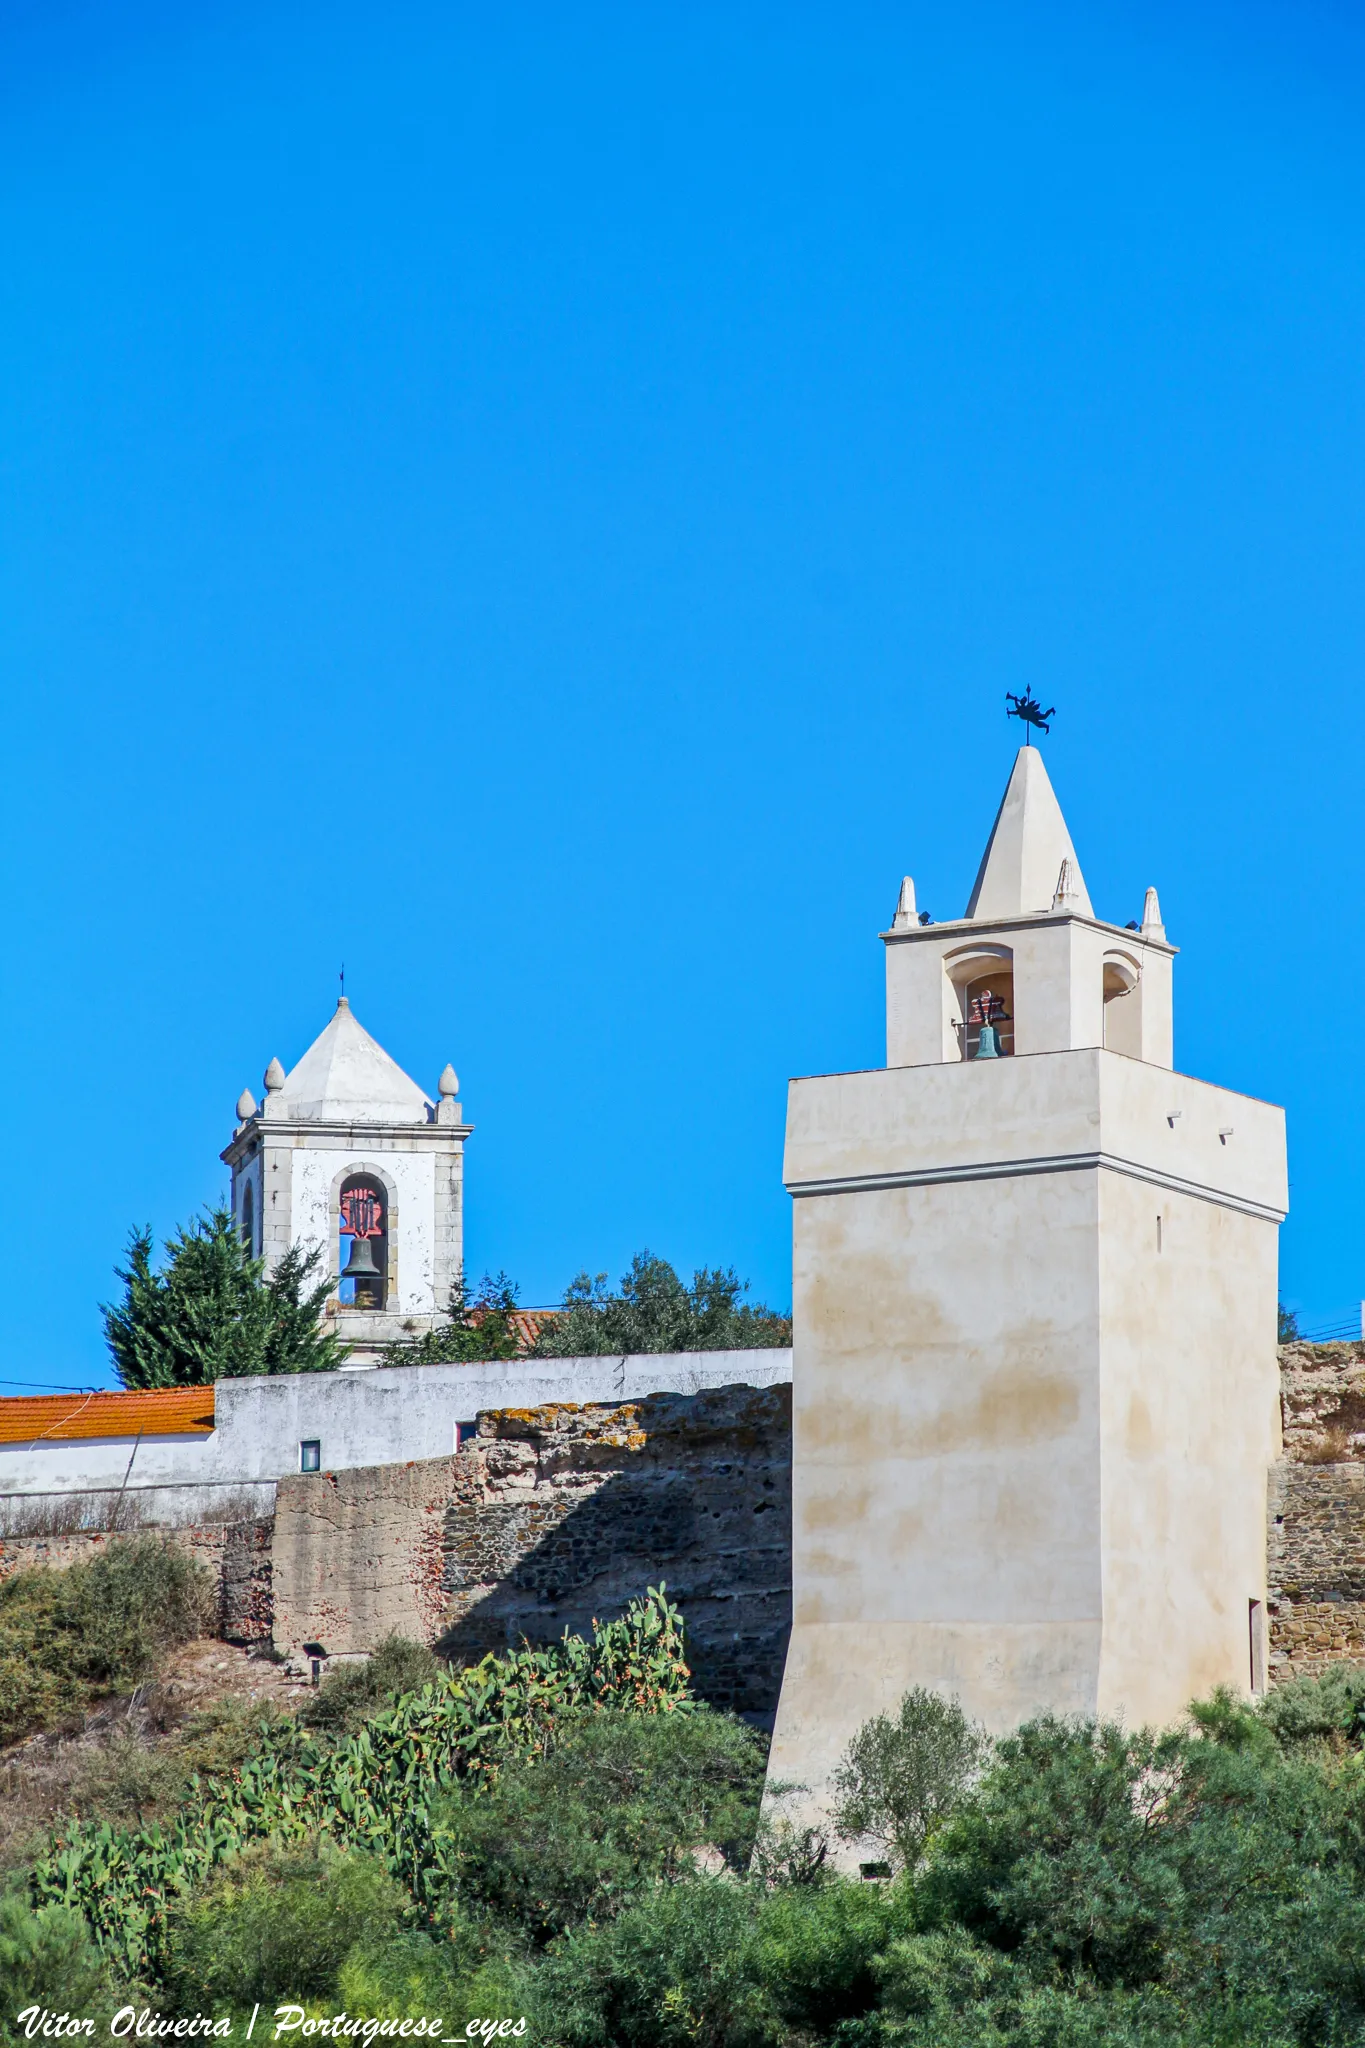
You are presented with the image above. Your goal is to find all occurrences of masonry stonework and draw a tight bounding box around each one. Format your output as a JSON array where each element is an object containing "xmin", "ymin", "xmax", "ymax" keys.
[
  {"xmin": 1268, "ymin": 1341, "xmax": 1365, "ymax": 1680},
  {"xmin": 268, "ymin": 1384, "xmax": 792, "ymax": 1719},
  {"xmin": 0, "ymin": 1518, "xmax": 273, "ymax": 1646},
  {"xmin": 438, "ymin": 1384, "xmax": 792, "ymax": 1720}
]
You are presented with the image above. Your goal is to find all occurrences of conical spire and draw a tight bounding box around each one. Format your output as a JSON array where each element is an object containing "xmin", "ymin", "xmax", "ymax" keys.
[{"xmin": 965, "ymin": 747, "xmax": 1093, "ymax": 921}]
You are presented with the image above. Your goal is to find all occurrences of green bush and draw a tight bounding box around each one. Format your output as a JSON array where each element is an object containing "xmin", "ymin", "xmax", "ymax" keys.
[
  {"xmin": 752, "ymin": 1878, "xmax": 904, "ymax": 2037},
  {"xmin": 532, "ymin": 1876, "xmax": 770, "ymax": 2048},
  {"xmin": 34, "ymin": 1586, "xmax": 693, "ymax": 1980},
  {"xmin": 0, "ymin": 1537, "xmax": 212, "ymax": 1744},
  {"xmin": 302, "ymin": 1635, "xmax": 445, "ymax": 1737},
  {"xmin": 435, "ymin": 1706, "xmax": 766, "ymax": 1940},
  {"xmin": 162, "ymin": 1838, "xmax": 408, "ymax": 2015},
  {"xmin": 0, "ymin": 1894, "xmax": 116, "ymax": 2039},
  {"xmin": 831, "ymin": 1687, "xmax": 988, "ymax": 1871}
]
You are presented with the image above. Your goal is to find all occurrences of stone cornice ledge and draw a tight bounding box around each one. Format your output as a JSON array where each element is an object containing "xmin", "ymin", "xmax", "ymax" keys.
[{"xmin": 785, "ymin": 1149, "xmax": 1287, "ymax": 1224}]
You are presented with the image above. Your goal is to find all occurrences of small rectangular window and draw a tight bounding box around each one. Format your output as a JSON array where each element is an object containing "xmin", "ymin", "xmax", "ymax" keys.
[
  {"xmin": 300, "ymin": 1440, "xmax": 321, "ymax": 1474},
  {"xmin": 454, "ymin": 1420, "xmax": 477, "ymax": 1450}
]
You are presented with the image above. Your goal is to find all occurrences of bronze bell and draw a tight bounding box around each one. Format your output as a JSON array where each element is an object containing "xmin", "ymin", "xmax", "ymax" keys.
[{"xmin": 341, "ymin": 1235, "xmax": 381, "ymax": 1281}]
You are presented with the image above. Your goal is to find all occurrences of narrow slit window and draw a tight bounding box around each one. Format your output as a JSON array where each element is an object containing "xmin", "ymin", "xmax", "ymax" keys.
[{"xmin": 300, "ymin": 1440, "xmax": 321, "ymax": 1474}]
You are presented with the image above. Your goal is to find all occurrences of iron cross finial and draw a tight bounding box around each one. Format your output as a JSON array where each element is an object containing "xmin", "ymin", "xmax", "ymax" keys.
[{"xmin": 1005, "ymin": 688, "xmax": 1055, "ymax": 741}]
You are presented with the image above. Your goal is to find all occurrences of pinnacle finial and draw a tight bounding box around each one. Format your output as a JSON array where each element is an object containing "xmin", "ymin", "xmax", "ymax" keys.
[
  {"xmin": 236, "ymin": 1088, "xmax": 257, "ymax": 1123},
  {"xmin": 1052, "ymin": 858, "xmax": 1081, "ymax": 911},
  {"xmin": 263, "ymin": 1057, "xmax": 285, "ymax": 1093},
  {"xmin": 891, "ymin": 877, "xmax": 918, "ymax": 931},
  {"xmin": 438, "ymin": 1063, "xmax": 459, "ymax": 1099},
  {"xmin": 1141, "ymin": 887, "xmax": 1166, "ymax": 941}
]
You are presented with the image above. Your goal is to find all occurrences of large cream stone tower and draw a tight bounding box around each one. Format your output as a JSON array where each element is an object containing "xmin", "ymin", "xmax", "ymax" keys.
[
  {"xmin": 221, "ymin": 999, "xmax": 470, "ymax": 1363},
  {"xmin": 766, "ymin": 745, "xmax": 1287, "ymax": 1836}
]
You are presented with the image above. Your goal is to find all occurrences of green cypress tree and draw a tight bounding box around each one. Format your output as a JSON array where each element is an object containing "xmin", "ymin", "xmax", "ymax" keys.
[{"xmin": 103, "ymin": 1206, "xmax": 345, "ymax": 1388}]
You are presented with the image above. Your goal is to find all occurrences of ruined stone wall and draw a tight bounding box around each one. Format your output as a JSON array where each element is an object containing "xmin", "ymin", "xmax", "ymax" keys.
[
  {"xmin": 1269, "ymin": 1342, "xmax": 1365, "ymax": 1679},
  {"xmin": 0, "ymin": 1518, "xmax": 274, "ymax": 1645},
  {"xmin": 267, "ymin": 1383, "xmax": 792, "ymax": 1719},
  {"xmin": 439, "ymin": 1384, "xmax": 792, "ymax": 1722}
]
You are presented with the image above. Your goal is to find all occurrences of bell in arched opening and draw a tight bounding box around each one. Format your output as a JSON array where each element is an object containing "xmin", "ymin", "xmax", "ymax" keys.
[{"xmin": 339, "ymin": 1179, "xmax": 387, "ymax": 1311}]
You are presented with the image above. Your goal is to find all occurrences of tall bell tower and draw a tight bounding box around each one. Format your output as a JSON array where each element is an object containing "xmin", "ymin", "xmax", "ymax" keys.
[
  {"xmin": 765, "ymin": 745, "xmax": 1287, "ymax": 1846},
  {"xmin": 221, "ymin": 998, "xmax": 470, "ymax": 1364}
]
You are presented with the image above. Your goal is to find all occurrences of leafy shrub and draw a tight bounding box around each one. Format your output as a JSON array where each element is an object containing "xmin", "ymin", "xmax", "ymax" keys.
[
  {"xmin": 34, "ymin": 1586, "xmax": 692, "ymax": 1980},
  {"xmin": 0, "ymin": 1538, "xmax": 213, "ymax": 1745},
  {"xmin": 162, "ymin": 1839, "xmax": 408, "ymax": 2015},
  {"xmin": 382, "ymin": 1274, "xmax": 526, "ymax": 1366},
  {"xmin": 338, "ymin": 1918, "xmax": 526, "ymax": 2029},
  {"xmin": 1258, "ymin": 1663, "xmax": 1365, "ymax": 1752},
  {"xmin": 832, "ymin": 1688, "xmax": 988, "ymax": 1871},
  {"xmin": 0, "ymin": 1895, "xmax": 115, "ymax": 2037},
  {"xmin": 753, "ymin": 1878, "xmax": 904, "ymax": 2037},
  {"xmin": 302, "ymin": 1635, "xmax": 445, "ymax": 1737},
  {"xmin": 435, "ymin": 1706, "xmax": 766, "ymax": 1941},
  {"xmin": 532, "ymin": 1876, "xmax": 770, "ymax": 2048}
]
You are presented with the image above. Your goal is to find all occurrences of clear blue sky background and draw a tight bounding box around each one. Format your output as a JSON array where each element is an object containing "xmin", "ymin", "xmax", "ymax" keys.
[{"xmin": 3, "ymin": 1, "xmax": 1362, "ymax": 1387}]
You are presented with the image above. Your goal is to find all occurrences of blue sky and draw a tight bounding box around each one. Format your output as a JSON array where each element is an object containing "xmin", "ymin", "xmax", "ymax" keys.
[{"xmin": 3, "ymin": 1, "xmax": 1363, "ymax": 1385}]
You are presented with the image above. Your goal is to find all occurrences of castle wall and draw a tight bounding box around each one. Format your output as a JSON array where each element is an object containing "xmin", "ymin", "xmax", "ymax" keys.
[
  {"xmin": 270, "ymin": 1385, "xmax": 792, "ymax": 1720},
  {"xmin": 1268, "ymin": 1342, "xmax": 1365, "ymax": 1678}
]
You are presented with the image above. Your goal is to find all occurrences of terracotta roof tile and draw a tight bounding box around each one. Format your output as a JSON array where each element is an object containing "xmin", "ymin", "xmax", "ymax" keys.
[{"xmin": 0, "ymin": 1387, "xmax": 216, "ymax": 1445}]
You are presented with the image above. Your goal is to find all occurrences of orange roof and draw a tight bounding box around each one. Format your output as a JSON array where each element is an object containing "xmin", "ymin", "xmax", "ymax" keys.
[{"xmin": 0, "ymin": 1387, "xmax": 216, "ymax": 1445}]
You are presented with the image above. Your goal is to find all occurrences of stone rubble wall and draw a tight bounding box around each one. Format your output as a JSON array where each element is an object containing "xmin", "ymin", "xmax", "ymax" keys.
[
  {"xmin": 1269, "ymin": 1342, "xmax": 1365, "ymax": 1680},
  {"xmin": 0, "ymin": 1518, "xmax": 274, "ymax": 1646},
  {"xmin": 438, "ymin": 1383, "xmax": 792, "ymax": 1721}
]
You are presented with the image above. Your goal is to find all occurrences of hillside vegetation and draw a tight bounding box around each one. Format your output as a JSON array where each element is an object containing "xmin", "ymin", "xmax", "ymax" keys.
[{"xmin": 5, "ymin": 1551, "xmax": 1365, "ymax": 2043}]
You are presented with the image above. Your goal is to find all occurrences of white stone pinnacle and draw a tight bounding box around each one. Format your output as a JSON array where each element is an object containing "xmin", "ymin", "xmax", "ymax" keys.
[
  {"xmin": 1141, "ymin": 886, "xmax": 1166, "ymax": 942},
  {"xmin": 438, "ymin": 1063, "xmax": 460, "ymax": 1099},
  {"xmin": 236, "ymin": 1088, "xmax": 257, "ymax": 1122},
  {"xmin": 892, "ymin": 877, "xmax": 918, "ymax": 930}
]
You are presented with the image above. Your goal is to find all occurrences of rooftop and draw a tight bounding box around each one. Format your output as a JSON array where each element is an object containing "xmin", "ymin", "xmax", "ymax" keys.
[{"xmin": 0, "ymin": 1387, "xmax": 215, "ymax": 1445}]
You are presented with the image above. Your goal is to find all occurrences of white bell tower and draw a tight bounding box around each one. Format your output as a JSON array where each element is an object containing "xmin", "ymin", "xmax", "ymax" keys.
[
  {"xmin": 221, "ymin": 998, "xmax": 470, "ymax": 1364},
  {"xmin": 766, "ymin": 744, "xmax": 1287, "ymax": 1849}
]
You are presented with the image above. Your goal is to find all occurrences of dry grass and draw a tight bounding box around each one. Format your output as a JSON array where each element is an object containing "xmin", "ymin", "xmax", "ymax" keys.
[{"xmin": 0, "ymin": 1638, "xmax": 311, "ymax": 1876}]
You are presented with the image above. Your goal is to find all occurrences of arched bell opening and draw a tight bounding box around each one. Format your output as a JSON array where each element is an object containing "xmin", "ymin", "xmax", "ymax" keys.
[
  {"xmin": 943, "ymin": 947, "xmax": 1016, "ymax": 1062},
  {"xmin": 1102, "ymin": 953, "xmax": 1141, "ymax": 1058},
  {"xmin": 338, "ymin": 1175, "xmax": 388, "ymax": 1311}
]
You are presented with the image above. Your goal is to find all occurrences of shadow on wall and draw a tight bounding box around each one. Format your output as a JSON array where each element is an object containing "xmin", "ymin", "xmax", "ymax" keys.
[{"xmin": 434, "ymin": 1389, "xmax": 792, "ymax": 1726}]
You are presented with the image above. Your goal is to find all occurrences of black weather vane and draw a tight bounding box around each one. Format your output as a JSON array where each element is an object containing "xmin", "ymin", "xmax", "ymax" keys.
[{"xmin": 1005, "ymin": 688, "xmax": 1055, "ymax": 740}]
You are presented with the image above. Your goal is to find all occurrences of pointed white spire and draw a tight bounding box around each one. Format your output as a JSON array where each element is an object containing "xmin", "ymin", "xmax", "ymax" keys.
[
  {"xmin": 965, "ymin": 747, "xmax": 1093, "ymax": 921},
  {"xmin": 891, "ymin": 877, "xmax": 918, "ymax": 931},
  {"xmin": 1140, "ymin": 886, "xmax": 1166, "ymax": 942}
]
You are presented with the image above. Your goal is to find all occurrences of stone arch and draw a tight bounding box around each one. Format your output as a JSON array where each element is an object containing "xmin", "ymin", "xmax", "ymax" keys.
[
  {"xmin": 1102, "ymin": 948, "xmax": 1143, "ymax": 1057},
  {"xmin": 942, "ymin": 942, "xmax": 1015, "ymax": 1061},
  {"xmin": 327, "ymin": 1159, "xmax": 400, "ymax": 1313}
]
